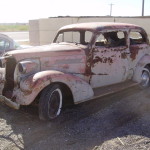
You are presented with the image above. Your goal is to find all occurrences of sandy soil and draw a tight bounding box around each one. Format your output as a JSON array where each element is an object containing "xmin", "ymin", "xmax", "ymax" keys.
[{"xmin": 0, "ymin": 86, "xmax": 150, "ymax": 150}]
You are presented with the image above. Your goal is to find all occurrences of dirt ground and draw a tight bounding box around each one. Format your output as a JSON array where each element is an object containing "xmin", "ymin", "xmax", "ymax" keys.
[{"xmin": 0, "ymin": 86, "xmax": 150, "ymax": 150}]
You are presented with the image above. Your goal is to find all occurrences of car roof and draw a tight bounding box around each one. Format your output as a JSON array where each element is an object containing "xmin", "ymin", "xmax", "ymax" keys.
[
  {"xmin": 59, "ymin": 22, "xmax": 143, "ymax": 32},
  {"xmin": 0, "ymin": 33, "xmax": 14, "ymax": 42},
  {"xmin": 0, "ymin": 33, "xmax": 10, "ymax": 38}
]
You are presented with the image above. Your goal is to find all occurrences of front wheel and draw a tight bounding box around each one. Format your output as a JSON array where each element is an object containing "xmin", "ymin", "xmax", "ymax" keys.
[
  {"xmin": 140, "ymin": 67, "xmax": 150, "ymax": 88},
  {"xmin": 39, "ymin": 84, "xmax": 63, "ymax": 120}
]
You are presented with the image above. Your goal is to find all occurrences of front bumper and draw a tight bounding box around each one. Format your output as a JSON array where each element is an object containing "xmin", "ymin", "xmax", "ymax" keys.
[
  {"xmin": 0, "ymin": 95, "xmax": 20, "ymax": 109},
  {"xmin": 0, "ymin": 66, "xmax": 20, "ymax": 109}
]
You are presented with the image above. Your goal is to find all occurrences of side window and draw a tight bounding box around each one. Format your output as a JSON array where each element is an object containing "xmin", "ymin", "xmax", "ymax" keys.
[
  {"xmin": 95, "ymin": 31, "xmax": 126, "ymax": 47},
  {"xmin": 56, "ymin": 33, "xmax": 63, "ymax": 43},
  {"xmin": 71, "ymin": 32, "xmax": 80, "ymax": 43},
  {"xmin": 56, "ymin": 31, "xmax": 80, "ymax": 43},
  {"xmin": 95, "ymin": 34, "xmax": 105, "ymax": 46},
  {"xmin": 85, "ymin": 31, "xmax": 93, "ymax": 43},
  {"xmin": 0, "ymin": 39, "xmax": 10, "ymax": 51},
  {"xmin": 129, "ymin": 31, "xmax": 146, "ymax": 45}
]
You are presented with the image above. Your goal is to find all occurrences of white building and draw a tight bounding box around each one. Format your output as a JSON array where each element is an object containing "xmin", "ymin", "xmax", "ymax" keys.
[{"xmin": 29, "ymin": 16, "xmax": 150, "ymax": 46}]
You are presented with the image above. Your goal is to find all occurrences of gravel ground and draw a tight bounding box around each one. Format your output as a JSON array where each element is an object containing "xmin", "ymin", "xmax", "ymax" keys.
[{"xmin": 0, "ymin": 86, "xmax": 150, "ymax": 150}]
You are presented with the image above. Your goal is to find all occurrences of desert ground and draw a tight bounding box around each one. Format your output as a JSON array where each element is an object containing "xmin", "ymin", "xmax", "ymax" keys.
[{"xmin": 0, "ymin": 85, "xmax": 150, "ymax": 150}]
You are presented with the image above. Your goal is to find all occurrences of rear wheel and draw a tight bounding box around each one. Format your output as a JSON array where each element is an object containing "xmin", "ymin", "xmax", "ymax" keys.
[
  {"xmin": 140, "ymin": 67, "xmax": 150, "ymax": 88},
  {"xmin": 39, "ymin": 84, "xmax": 63, "ymax": 120}
]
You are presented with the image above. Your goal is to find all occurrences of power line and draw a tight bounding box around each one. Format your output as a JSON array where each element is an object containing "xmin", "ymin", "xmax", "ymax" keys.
[
  {"xmin": 142, "ymin": 0, "xmax": 145, "ymax": 16},
  {"xmin": 109, "ymin": 3, "xmax": 114, "ymax": 16}
]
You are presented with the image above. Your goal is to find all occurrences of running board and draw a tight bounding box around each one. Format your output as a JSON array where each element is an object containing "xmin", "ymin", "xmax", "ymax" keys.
[
  {"xmin": 93, "ymin": 81, "xmax": 138, "ymax": 99},
  {"xmin": 75, "ymin": 81, "xmax": 138, "ymax": 104}
]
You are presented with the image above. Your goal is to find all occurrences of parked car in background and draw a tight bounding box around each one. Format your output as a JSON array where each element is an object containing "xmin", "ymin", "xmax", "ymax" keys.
[
  {"xmin": 0, "ymin": 22, "xmax": 150, "ymax": 121},
  {"xmin": 0, "ymin": 33, "xmax": 21, "ymax": 56}
]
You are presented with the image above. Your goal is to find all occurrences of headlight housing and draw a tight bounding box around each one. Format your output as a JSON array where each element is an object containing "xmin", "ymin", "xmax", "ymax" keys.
[
  {"xmin": 14, "ymin": 59, "xmax": 40, "ymax": 84},
  {"xmin": 18, "ymin": 60, "xmax": 38, "ymax": 74}
]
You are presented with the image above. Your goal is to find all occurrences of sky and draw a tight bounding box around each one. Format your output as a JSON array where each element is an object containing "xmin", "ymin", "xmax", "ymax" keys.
[{"xmin": 0, "ymin": 0, "xmax": 150, "ymax": 23}]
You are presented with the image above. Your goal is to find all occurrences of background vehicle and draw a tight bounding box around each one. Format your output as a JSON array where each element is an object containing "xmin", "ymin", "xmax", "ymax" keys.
[
  {"xmin": 0, "ymin": 33, "xmax": 21, "ymax": 56},
  {"xmin": 0, "ymin": 22, "xmax": 150, "ymax": 121}
]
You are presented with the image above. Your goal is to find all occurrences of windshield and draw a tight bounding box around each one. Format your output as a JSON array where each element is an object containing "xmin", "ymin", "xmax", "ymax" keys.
[
  {"xmin": 54, "ymin": 31, "xmax": 93, "ymax": 45},
  {"xmin": 13, "ymin": 41, "xmax": 21, "ymax": 49}
]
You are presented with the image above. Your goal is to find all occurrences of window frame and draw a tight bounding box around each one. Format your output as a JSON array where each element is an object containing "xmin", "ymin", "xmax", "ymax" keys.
[
  {"xmin": 94, "ymin": 30, "xmax": 128, "ymax": 48},
  {"xmin": 129, "ymin": 29, "xmax": 148, "ymax": 45},
  {"xmin": 53, "ymin": 30, "xmax": 93, "ymax": 46}
]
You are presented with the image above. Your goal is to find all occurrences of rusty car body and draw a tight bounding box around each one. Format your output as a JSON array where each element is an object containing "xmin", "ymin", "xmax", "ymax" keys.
[{"xmin": 0, "ymin": 22, "xmax": 150, "ymax": 120}]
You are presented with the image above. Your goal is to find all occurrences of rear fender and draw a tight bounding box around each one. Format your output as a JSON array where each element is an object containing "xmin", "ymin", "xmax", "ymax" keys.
[
  {"xmin": 133, "ymin": 54, "xmax": 150, "ymax": 82},
  {"xmin": 15, "ymin": 70, "xmax": 94, "ymax": 105}
]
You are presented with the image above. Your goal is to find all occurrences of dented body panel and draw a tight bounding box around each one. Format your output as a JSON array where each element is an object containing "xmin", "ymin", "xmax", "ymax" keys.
[
  {"xmin": 0, "ymin": 22, "xmax": 150, "ymax": 109},
  {"xmin": 14, "ymin": 70, "xmax": 94, "ymax": 105}
]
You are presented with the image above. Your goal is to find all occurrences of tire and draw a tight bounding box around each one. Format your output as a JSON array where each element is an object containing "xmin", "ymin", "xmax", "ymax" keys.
[
  {"xmin": 39, "ymin": 84, "xmax": 63, "ymax": 121},
  {"xmin": 140, "ymin": 66, "xmax": 150, "ymax": 88}
]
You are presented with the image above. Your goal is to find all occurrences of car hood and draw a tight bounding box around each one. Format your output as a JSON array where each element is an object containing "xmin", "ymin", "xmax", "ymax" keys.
[{"xmin": 5, "ymin": 43, "xmax": 87, "ymax": 62}]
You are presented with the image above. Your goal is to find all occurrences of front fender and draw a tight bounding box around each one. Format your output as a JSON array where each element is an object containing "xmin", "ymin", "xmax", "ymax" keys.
[
  {"xmin": 14, "ymin": 70, "xmax": 94, "ymax": 105},
  {"xmin": 133, "ymin": 54, "xmax": 150, "ymax": 82}
]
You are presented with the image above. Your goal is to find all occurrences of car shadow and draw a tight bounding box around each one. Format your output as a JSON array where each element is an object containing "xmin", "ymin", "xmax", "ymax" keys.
[{"xmin": 0, "ymin": 86, "xmax": 150, "ymax": 149}]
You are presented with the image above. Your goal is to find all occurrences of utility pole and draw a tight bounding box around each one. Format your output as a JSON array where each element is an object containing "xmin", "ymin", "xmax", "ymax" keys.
[
  {"xmin": 142, "ymin": 0, "xmax": 145, "ymax": 16},
  {"xmin": 109, "ymin": 3, "xmax": 114, "ymax": 16}
]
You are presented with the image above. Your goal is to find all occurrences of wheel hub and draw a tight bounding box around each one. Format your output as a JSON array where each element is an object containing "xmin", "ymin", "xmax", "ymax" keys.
[{"xmin": 141, "ymin": 71, "xmax": 150, "ymax": 87}]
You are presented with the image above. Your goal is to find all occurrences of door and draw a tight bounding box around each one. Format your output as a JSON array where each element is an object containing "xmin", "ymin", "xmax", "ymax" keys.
[
  {"xmin": 90, "ymin": 31, "xmax": 129, "ymax": 88},
  {"xmin": 128, "ymin": 29, "xmax": 149, "ymax": 69}
]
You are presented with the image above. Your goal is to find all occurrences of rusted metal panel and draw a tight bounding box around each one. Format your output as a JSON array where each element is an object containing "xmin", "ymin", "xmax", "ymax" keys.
[
  {"xmin": 5, "ymin": 44, "xmax": 86, "ymax": 62},
  {"xmin": 0, "ymin": 95, "xmax": 20, "ymax": 109},
  {"xmin": 40, "ymin": 50, "xmax": 86, "ymax": 75},
  {"xmin": 90, "ymin": 46, "xmax": 128, "ymax": 87},
  {"xmin": 13, "ymin": 71, "xmax": 94, "ymax": 105}
]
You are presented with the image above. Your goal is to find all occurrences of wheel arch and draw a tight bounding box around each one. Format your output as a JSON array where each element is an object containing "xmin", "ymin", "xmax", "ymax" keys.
[
  {"xmin": 144, "ymin": 63, "xmax": 150, "ymax": 70},
  {"xmin": 36, "ymin": 82, "xmax": 74, "ymax": 107},
  {"xmin": 133, "ymin": 54, "xmax": 150, "ymax": 83},
  {"xmin": 18, "ymin": 70, "xmax": 94, "ymax": 105}
]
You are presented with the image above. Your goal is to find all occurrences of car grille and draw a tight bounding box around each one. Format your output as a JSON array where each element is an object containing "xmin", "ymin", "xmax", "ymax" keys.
[{"xmin": 3, "ymin": 56, "xmax": 16, "ymax": 99}]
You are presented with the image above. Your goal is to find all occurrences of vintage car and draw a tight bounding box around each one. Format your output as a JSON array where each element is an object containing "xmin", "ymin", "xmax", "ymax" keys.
[
  {"xmin": 0, "ymin": 22, "xmax": 150, "ymax": 120},
  {"xmin": 0, "ymin": 33, "xmax": 21, "ymax": 56}
]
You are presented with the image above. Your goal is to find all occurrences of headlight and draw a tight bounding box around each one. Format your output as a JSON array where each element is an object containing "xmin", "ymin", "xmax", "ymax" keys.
[
  {"xmin": 14, "ymin": 59, "xmax": 40, "ymax": 84},
  {"xmin": 18, "ymin": 60, "xmax": 38, "ymax": 74}
]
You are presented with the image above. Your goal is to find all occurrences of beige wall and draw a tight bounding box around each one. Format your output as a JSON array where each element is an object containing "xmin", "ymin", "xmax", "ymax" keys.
[{"xmin": 29, "ymin": 16, "xmax": 150, "ymax": 46}]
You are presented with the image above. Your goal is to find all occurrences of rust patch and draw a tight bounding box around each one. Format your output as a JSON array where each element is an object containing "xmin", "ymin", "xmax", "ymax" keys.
[
  {"xmin": 101, "ymin": 49, "xmax": 107, "ymax": 53},
  {"xmin": 61, "ymin": 64, "xmax": 69, "ymax": 69},
  {"xmin": 85, "ymin": 51, "xmax": 93, "ymax": 76},
  {"xmin": 92, "ymin": 56, "xmax": 113, "ymax": 66},
  {"xmin": 130, "ymin": 46, "xmax": 140, "ymax": 61},
  {"xmin": 93, "ymin": 56, "xmax": 103, "ymax": 64},
  {"xmin": 91, "ymin": 72, "xmax": 108, "ymax": 75},
  {"xmin": 98, "ymin": 73, "xmax": 108, "ymax": 75},
  {"xmin": 121, "ymin": 52, "xmax": 127, "ymax": 59}
]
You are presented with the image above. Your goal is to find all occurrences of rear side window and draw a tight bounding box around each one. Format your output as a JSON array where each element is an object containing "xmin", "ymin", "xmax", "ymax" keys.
[
  {"xmin": 95, "ymin": 31, "xmax": 126, "ymax": 47},
  {"xmin": 129, "ymin": 31, "xmax": 146, "ymax": 45}
]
